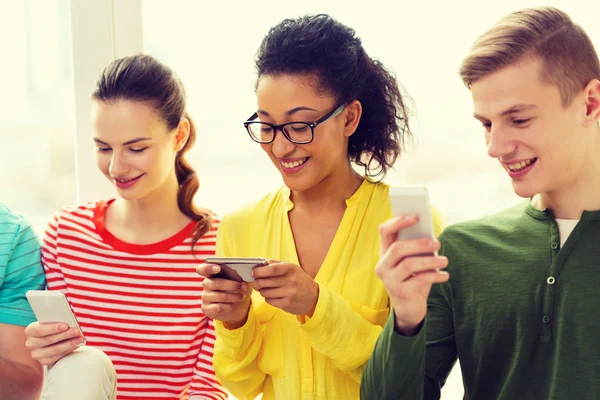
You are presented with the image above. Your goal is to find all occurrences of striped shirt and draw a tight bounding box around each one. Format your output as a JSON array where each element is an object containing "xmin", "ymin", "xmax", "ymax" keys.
[
  {"xmin": 0, "ymin": 202, "xmax": 46, "ymax": 326},
  {"xmin": 42, "ymin": 200, "xmax": 227, "ymax": 400}
]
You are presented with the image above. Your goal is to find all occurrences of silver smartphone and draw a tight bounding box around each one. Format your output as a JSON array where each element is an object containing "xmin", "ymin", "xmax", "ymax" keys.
[
  {"xmin": 26, "ymin": 290, "xmax": 86, "ymax": 345},
  {"xmin": 205, "ymin": 257, "xmax": 268, "ymax": 282},
  {"xmin": 389, "ymin": 185, "xmax": 435, "ymax": 242}
]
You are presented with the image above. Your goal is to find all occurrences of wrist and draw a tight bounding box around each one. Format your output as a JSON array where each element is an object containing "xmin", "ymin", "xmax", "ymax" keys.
[
  {"xmin": 223, "ymin": 317, "xmax": 247, "ymax": 330},
  {"xmin": 223, "ymin": 299, "xmax": 252, "ymax": 330},
  {"xmin": 306, "ymin": 282, "xmax": 320, "ymax": 318},
  {"xmin": 393, "ymin": 311, "xmax": 423, "ymax": 337}
]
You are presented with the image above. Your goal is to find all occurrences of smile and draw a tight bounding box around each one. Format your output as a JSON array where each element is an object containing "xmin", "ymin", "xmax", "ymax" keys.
[
  {"xmin": 114, "ymin": 174, "xmax": 144, "ymax": 183},
  {"xmin": 113, "ymin": 174, "xmax": 145, "ymax": 188},
  {"xmin": 506, "ymin": 158, "xmax": 537, "ymax": 172},
  {"xmin": 280, "ymin": 157, "xmax": 309, "ymax": 169}
]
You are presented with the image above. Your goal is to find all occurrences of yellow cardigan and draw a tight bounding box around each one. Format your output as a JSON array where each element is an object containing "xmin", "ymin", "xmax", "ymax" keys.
[{"xmin": 213, "ymin": 180, "xmax": 445, "ymax": 400}]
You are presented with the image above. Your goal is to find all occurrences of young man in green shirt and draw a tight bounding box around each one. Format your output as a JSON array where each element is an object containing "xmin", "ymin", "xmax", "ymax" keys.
[
  {"xmin": 362, "ymin": 7, "xmax": 600, "ymax": 400},
  {"xmin": 0, "ymin": 203, "xmax": 46, "ymax": 399}
]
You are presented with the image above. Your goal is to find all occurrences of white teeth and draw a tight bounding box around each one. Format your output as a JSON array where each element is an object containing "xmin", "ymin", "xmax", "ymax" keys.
[
  {"xmin": 282, "ymin": 158, "xmax": 307, "ymax": 169},
  {"xmin": 507, "ymin": 159, "xmax": 534, "ymax": 171}
]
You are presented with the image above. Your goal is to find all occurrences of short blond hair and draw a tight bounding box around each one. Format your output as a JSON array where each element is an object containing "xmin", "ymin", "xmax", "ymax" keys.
[{"xmin": 460, "ymin": 7, "xmax": 600, "ymax": 106}]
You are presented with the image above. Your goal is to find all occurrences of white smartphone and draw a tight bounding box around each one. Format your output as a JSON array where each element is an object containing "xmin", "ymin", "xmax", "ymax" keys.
[
  {"xmin": 205, "ymin": 257, "xmax": 268, "ymax": 282},
  {"xmin": 389, "ymin": 185, "xmax": 435, "ymax": 242},
  {"xmin": 26, "ymin": 290, "xmax": 86, "ymax": 344}
]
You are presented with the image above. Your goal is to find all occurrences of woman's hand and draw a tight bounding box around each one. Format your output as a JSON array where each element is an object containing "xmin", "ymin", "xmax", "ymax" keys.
[
  {"xmin": 252, "ymin": 261, "xmax": 319, "ymax": 317},
  {"xmin": 197, "ymin": 263, "xmax": 253, "ymax": 329},
  {"xmin": 24, "ymin": 322, "xmax": 84, "ymax": 366}
]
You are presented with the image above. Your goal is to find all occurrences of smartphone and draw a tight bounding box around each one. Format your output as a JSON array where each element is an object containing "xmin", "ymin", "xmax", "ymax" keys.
[
  {"xmin": 25, "ymin": 290, "xmax": 86, "ymax": 344},
  {"xmin": 205, "ymin": 257, "xmax": 268, "ymax": 282},
  {"xmin": 389, "ymin": 185, "xmax": 435, "ymax": 242}
]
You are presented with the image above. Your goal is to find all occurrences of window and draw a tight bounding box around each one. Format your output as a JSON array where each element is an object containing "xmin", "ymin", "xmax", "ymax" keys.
[{"xmin": 0, "ymin": 0, "xmax": 76, "ymax": 233}]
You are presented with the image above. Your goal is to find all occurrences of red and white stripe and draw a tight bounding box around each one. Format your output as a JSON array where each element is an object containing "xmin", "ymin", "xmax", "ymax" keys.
[{"xmin": 41, "ymin": 201, "xmax": 227, "ymax": 400}]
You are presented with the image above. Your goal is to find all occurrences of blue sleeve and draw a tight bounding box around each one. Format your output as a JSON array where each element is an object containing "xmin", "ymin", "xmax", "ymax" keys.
[{"xmin": 0, "ymin": 219, "xmax": 46, "ymax": 326}]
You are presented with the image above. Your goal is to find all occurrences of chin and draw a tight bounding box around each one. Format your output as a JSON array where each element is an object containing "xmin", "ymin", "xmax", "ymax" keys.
[
  {"xmin": 511, "ymin": 181, "xmax": 541, "ymax": 199},
  {"xmin": 115, "ymin": 187, "xmax": 147, "ymax": 201},
  {"xmin": 280, "ymin": 175, "xmax": 315, "ymax": 193}
]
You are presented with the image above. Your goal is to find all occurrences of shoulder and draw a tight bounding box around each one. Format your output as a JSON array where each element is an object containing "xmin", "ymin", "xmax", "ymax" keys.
[
  {"xmin": 47, "ymin": 201, "xmax": 105, "ymax": 229},
  {"xmin": 0, "ymin": 203, "xmax": 38, "ymax": 246},
  {"xmin": 0, "ymin": 202, "xmax": 29, "ymax": 235},
  {"xmin": 219, "ymin": 187, "xmax": 287, "ymax": 230},
  {"xmin": 439, "ymin": 202, "xmax": 528, "ymax": 250},
  {"xmin": 51, "ymin": 202, "xmax": 99, "ymax": 222},
  {"xmin": 44, "ymin": 201, "xmax": 106, "ymax": 245}
]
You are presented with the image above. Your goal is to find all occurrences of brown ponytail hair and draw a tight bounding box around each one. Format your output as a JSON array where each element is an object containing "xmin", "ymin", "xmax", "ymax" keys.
[{"xmin": 92, "ymin": 54, "xmax": 212, "ymax": 248}]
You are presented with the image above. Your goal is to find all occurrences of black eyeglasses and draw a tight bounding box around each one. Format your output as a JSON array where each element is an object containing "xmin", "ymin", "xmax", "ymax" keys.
[{"xmin": 243, "ymin": 104, "xmax": 346, "ymax": 144}]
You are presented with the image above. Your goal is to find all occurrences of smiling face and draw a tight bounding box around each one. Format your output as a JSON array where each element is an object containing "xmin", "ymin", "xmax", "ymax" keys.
[
  {"xmin": 471, "ymin": 56, "xmax": 594, "ymax": 199},
  {"xmin": 91, "ymin": 100, "xmax": 182, "ymax": 201},
  {"xmin": 255, "ymin": 74, "xmax": 354, "ymax": 193}
]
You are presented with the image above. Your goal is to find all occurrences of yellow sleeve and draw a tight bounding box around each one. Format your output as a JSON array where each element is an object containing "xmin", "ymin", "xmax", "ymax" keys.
[
  {"xmin": 297, "ymin": 285, "xmax": 386, "ymax": 385},
  {"xmin": 430, "ymin": 205, "xmax": 446, "ymax": 237},
  {"xmin": 213, "ymin": 307, "xmax": 265, "ymax": 400},
  {"xmin": 295, "ymin": 205, "xmax": 446, "ymax": 385},
  {"xmin": 212, "ymin": 215, "xmax": 267, "ymax": 400}
]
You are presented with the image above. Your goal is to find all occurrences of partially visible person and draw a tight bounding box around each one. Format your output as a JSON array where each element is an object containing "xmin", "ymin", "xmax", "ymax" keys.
[
  {"xmin": 362, "ymin": 6, "xmax": 600, "ymax": 399},
  {"xmin": 0, "ymin": 202, "xmax": 45, "ymax": 400},
  {"xmin": 197, "ymin": 14, "xmax": 445, "ymax": 400},
  {"xmin": 24, "ymin": 55, "xmax": 227, "ymax": 400}
]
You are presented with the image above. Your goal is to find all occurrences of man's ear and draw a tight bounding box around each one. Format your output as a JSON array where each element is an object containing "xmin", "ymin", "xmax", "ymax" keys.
[{"xmin": 583, "ymin": 78, "xmax": 600, "ymax": 126}]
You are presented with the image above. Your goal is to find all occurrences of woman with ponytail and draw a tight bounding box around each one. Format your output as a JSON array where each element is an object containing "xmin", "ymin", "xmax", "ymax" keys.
[
  {"xmin": 24, "ymin": 55, "xmax": 227, "ymax": 400},
  {"xmin": 197, "ymin": 14, "xmax": 445, "ymax": 400}
]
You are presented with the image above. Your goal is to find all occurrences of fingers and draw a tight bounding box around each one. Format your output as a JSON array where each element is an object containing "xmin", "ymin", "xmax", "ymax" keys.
[
  {"xmin": 377, "ymin": 238, "xmax": 443, "ymax": 272},
  {"xmin": 389, "ymin": 270, "xmax": 450, "ymax": 318},
  {"xmin": 379, "ymin": 215, "xmax": 420, "ymax": 255},
  {"xmin": 202, "ymin": 277, "xmax": 247, "ymax": 293},
  {"xmin": 25, "ymin": 325, "xmax": 84, "ymax": 366},
  {"xmin": 263, "ymin": 297, "xmax": 292, "ymax": 310},
  {"xmin": 29, "ymin": 335, "xmax": 84, "ymax": 366},
  {"xmin": 252, "ymin": 262, "xmax": 292, "ymax": 280},
  {"xmin": 196, "ymin": 263, "xmax": 219, "ymax": 278},
  {"xmin": 25, "ymin": 325, "xmax": 81, "ymax": 349},
  {"xmin": 202, "ymin": 290, "xmax": 246, "ymax": 304},
  {"xmin": 255, "ymin": 286, "xmax": 290, "ymax": 299},
  {"xmin": 394, "ymin": 269, "xmax": 450, "ymax": 296},
  {"xmin": 201, "ymin": 303, "xmax": 234, "ymax": 318},
  {"xmin": 377, "ymin": 253, "xmax": 448, "ymax": 283},
  {"xmin": 253, "ymin": 276, "xmax": 288, "ymax": 290},
  {"xmin": 25, "ymin": 321, "xmax": 69, "ymax": 338}
]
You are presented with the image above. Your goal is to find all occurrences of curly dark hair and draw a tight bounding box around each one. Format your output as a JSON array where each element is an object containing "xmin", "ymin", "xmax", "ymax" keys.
[{"xmin": 255, "ymin": 14, "xmax": 412, "ymax": 179}]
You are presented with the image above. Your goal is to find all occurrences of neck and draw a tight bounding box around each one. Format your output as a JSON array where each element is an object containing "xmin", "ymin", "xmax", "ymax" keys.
[
  {"xmin": 112, "ymin": 172, "xmax": 188, "ymax": 230},
  {"xmin": 532, "ymin": 147, "xmax": 600, "ymax": 219},
  {"xmin": 290, "ymin": 163, "xmax": 364, "ymax": 213}
]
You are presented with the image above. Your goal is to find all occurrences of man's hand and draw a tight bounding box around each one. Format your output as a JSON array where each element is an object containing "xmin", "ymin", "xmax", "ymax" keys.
[{"xmin": 375, "ymin": 216, "xmax": 449, "ymax": 336}]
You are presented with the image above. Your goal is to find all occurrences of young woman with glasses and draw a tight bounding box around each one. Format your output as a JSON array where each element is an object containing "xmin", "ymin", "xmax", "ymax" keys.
[{"xmin": 197, "ymin": 14, "xmax": 444, "ymax": 399}]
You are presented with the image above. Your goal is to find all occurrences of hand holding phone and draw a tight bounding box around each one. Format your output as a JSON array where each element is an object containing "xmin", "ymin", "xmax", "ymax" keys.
[
  {"xmin": 379, "ymin": 186, "xmax": 449, "ymax": 335},
  {"xmin": 24, "ymin": 290, "xmax": 86, "ymax": 366},
  {"xmin": 197, "ymin": 259, "xmax": 263, "ymax": 329},
  {"xmin": 389, "ymin": 185, "xmax": 435, "ymax": 242},
  {"xmin": 204, "ymin": 257, "xmax": 268, "ymax": 282}
]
